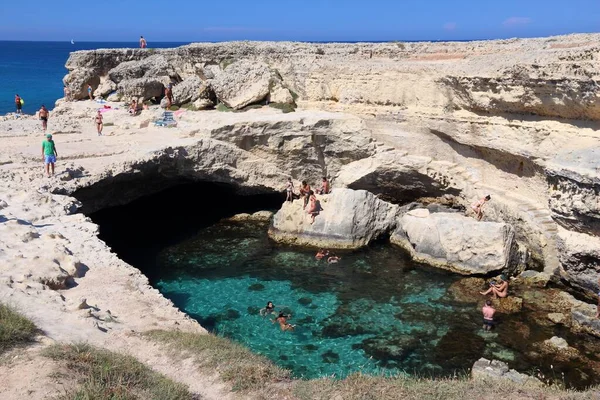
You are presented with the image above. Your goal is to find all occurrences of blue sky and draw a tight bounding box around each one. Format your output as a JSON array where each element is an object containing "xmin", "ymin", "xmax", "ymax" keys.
[{"xmin": 1, "ymin": 0, "xmax": 598, "ymax": 42}]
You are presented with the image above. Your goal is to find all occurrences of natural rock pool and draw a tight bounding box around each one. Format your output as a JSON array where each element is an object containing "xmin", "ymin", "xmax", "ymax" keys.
[{"xmin": 89, "ymin": 183, "xmax": 600, "ymax": 387}]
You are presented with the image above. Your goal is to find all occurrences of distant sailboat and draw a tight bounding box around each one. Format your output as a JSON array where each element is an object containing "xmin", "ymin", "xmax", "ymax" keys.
[{"xmin": 71, "ymin": 39, "xmax": 75, "ymax": 45}]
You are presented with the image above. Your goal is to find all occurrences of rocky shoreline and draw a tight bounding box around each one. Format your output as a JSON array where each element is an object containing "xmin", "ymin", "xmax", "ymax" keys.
[{"xmin": 1, "ymin": 33, "xmax": 600, "ymax": 397}]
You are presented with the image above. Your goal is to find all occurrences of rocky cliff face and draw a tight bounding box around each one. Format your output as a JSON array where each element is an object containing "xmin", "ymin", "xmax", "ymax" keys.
[{"xmin": 60, "ymin": 33, "xmax": 600, "ymax": 295}]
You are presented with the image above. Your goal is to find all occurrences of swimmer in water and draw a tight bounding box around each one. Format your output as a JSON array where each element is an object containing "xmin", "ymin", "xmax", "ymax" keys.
[
  {"xmin": 327, "ymin": 255, "xmax": 341, "ymax": 264},
  {"xmin": 260, "ymin": 301, "xmax": 276, "ymax": 316},
  {"xmin": 273, "ymin": 312, "xmax": 295, "ymax": 331},
  {"xmin": 315, "ymin": 249, "xmax": 329, "ymax": 260}
]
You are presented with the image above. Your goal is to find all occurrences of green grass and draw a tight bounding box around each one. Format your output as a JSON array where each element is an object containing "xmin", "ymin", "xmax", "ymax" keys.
[
  {"xmin": 216, "ymin": 103, "xmax": 234, "ymax": 112},
  {"xmin": 43, "ymin": 343, "xmax": 191, "ymax": 400},
  {"xmin": 0, "ymin": 304, "xmax": 37, "ymax": 355},
  {"xmin": 145, "ymin": 330, "xmax": 291, "ymax": 392},
  {"xmin": 269, "ymin": 102, "xmax": 296, "ymax": 113}
]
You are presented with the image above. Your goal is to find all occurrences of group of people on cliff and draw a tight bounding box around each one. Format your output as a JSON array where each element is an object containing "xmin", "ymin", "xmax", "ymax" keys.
[{"xmin": 285, "ymin": 177, "xmax": 330, "ymax": 224}]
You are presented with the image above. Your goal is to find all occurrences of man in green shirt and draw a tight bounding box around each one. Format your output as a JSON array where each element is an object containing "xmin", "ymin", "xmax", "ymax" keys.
[{"xmin": 42, "ymin": 133, "xmax": 57, "ymax": 177}]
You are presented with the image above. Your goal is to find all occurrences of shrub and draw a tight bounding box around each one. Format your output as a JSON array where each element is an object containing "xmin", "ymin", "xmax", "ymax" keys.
[
  {"xmin": 43, "ymin": 343, "xmax": 191, "ymax": 400},
  {"xmin": 0, "ymin": 304, "xmax": 37, "ymax": 355},
  {"xmin": 289, "ymin": 89, "xmax": 299, "ymax": 101},
  {"xmin": 316, "ymin": 48, "xmax": 325, "ymax": 55}
]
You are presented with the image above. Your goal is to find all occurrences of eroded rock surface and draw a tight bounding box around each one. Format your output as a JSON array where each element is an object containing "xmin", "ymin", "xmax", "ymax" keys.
[
  {"xmin": 391, "ymin": 209, "xmax": 518, "ymax": 275},
  {"xmin": 472, "ymin": 358, "xmax": 542, "ymax": 386},
  {"xmin": 269, "ymin": 188, "xmax": 399, "ymax": 249}
]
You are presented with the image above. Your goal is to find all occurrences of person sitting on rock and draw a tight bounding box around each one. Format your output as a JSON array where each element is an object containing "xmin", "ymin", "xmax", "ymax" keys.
[
  {"xmin": 315, "ymin": 249, "xmax": 329, "ymax": 260},
  {"xmin": 307, "ymin": 190, "xmax": 319, "ymax": 224},
  {"xmin": 480, "ymin": 274, "xmax": 509, "ymax": 298},
  {"xmin": 273, "ymin": 312, "xmax": 295, "ymax": 331},
  {"xmin": 471, "ymin": 195, "xmax": 491, "ymax": 221},
  {"xmin": 299, "ymin": 181, "xmax": 311, "ymax": 209},
  {"xmin": 482, "ymin": 300, "xmax": 496, "ymax": 331},
  {"xmin": 128, "ymin": 99, "xmax": 138, "ymax": 115},
  {"xmin": 316, "ymin": 177, "xmax": 330, "ymax": 195}
]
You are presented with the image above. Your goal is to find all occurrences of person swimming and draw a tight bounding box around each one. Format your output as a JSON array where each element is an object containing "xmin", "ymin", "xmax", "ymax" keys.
[
  {"xmin": 315, "ymin": 249, "xmax": 329, "ymax": 260},
  {"xmin": 260, "ymin": 301, "xmax": 276, "ymax": 316},
  {"xmin": 273, "ymin": 312, "xmax": 295, "ymax": 331}
]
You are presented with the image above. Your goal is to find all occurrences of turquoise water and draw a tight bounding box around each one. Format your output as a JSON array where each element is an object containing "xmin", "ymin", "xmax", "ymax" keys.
[{"xmin": 153, "ymin": 221, "xmax": 488, "ymax": 379}]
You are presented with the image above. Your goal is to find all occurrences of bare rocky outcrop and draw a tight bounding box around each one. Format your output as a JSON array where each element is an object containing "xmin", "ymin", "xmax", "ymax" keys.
[
  {"xmin": 269, "ymin": 188, "xmax": 399, "ymax": 249},
  {"xmin": 472, "ymin": 358, "xmax": 542, "ymax": 386},
  {"xmin": 391, "ymin": 208, "xmax": 518, "ymax": 275}
]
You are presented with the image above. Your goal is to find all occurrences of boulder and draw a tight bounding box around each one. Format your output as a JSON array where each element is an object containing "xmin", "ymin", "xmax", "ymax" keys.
[
  {"xmin": 63, "ymin": 68, "xmax": 100, "ymax": 100},
  {"xmin": 211, "ymin": 60, "xmax": 274, "ymax": 109},
  {"xmin": 547, "ymin": 312, "xmax": 567, "ymax": 324},
  {"xmin": 269, "ymin": 83, "xmax": 295, "ymax": 105},
  {"xmin": 471, "ymin": 358, "xmax": 542, "ymax": 386},
  {"xmin": 391, "ymin": 209, "xmax": 518, "ymax": 275},
  {"xmin": 557, "ymin": 228, "xmax": 600, "ymax": 300},
  {"xmin": 516, "ymin": 270, "xmax": 551, "ymax": 288},
  {"xmin": 117, "ymin": 78, "xmax": 165, "ymax": 102},
  {"xmin": 172, "ymin": 76, "xmax": 202, "ymax": 105},
  {"xmin": 227, "ymin": 210, "xmax": 273, "ymax": 222},
  {"xmin": 268, "ymin": 188, "xmax": 398, "ymax": 249},
  {"xmin": 544, "ymin": 336, "xmax": 569, "ymax": 350},
  {"xmin": 95, "ymin": 79, "xmax": 117, "ymax": 98},
  {"xmin": 108, "ymin": 54, "xmax": 177, "ymax": 83}
]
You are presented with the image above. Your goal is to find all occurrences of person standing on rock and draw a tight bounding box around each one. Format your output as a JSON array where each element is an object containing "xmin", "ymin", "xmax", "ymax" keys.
[
  {"xmin": 15, "ymin": 94, "xmax": 22, "ymax": 114},
  {"xmin": 307, "ymin": 190, "xmax": 319, "ymax": 224},
  {"xmin": 471, "ymin": 195, "xmax": 491, "ymax": 221},
  {"xmin": 64, "ymin": 86, "xmax": 71, "ymax": 101},
  {"xmin": 87, "ymin": 84, "xmax": 93, "ymax": 100},
  {"xmin": 42, "ymin": 133, "xmax": 57, "ymax": 177},
  {"xmin": 165, "ymin": 83, "xmax": 173, "ymax": 109},
  {"xmin": 39, "ymin": 105, "xmax": 49, "ymax": 132},
  {"xmin": 482, "ymin": 300, "xmax": 496, "ymax": 331},
  {"xmin": 140, "ymin": 36, "xmax": 147, "ymax": 49},
  {"xmin": 95, "ymin": 110, "xmax": 103, "ymax": 136},
  {"xmin": 285, "ymin": 177, "xmax": 295, "ymax": 202}
]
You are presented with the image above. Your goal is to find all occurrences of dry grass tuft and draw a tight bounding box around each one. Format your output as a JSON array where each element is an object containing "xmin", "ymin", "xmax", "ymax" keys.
[
  {"xmin": 0, "ymin": 304, "xmax": 38, "ymax": 355},
  {"xmin": 145, "ymin": 330, "xmax": 291, "ymax": 392},
  {"xmin": 43, "ymin": 343, "xmax": 192, "ymax": 400}
]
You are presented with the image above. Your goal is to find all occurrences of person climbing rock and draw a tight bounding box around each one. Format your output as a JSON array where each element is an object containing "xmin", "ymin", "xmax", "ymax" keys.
[
  {"xmin": 480, "ymin": 274, "xmax": 508, "ymax": 298},
  {"xmin": 307, "ymin": 190, "xmax": 319, "ymax": 224},
  {"xmin": 42, "ymin": 133, "xmax": 57, "ymax": 178},
  {"xmin": 482, "ymin": 300, "xmax": 496, "ymax": 331},
  {"xmin": 38, "ymin": 105, "xmax": 49, "ymax": 132},
  {"xmin": 471, "ymin": 194, "xmax": 491, "ymax": 221}
]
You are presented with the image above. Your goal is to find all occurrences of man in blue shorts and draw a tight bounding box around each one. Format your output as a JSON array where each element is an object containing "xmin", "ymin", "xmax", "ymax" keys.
[{"xmin": 42, "ymin": 133, "xmax": 57, "ymax": 177}]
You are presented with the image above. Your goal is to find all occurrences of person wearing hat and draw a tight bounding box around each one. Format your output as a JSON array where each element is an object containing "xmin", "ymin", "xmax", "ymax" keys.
[
  {"xmin": 42, "ymin": 133, "xmax": 58, "ymax": 177},
  {"xmin": 480, "ymin": 274, "xmax": 509, "ymax": 299}
]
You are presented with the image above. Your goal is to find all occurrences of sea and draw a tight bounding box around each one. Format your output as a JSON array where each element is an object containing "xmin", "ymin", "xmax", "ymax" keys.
[{"xmin": 0, "ymin": 41, "xmax": 188, "ymax": 115}]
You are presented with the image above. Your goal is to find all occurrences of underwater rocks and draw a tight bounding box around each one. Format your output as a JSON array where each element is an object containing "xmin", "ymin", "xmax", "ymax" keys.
[
  {"xmin": 269, "ymin": 188, "xmax": 399, "ymax": 249},
  {"xmin": 472, "ymin": 358, "xmax": 542, "ymax": 386},
  {"xmin": 391, "ymin": 209, "xmax": 518, "ymax": 275}
]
